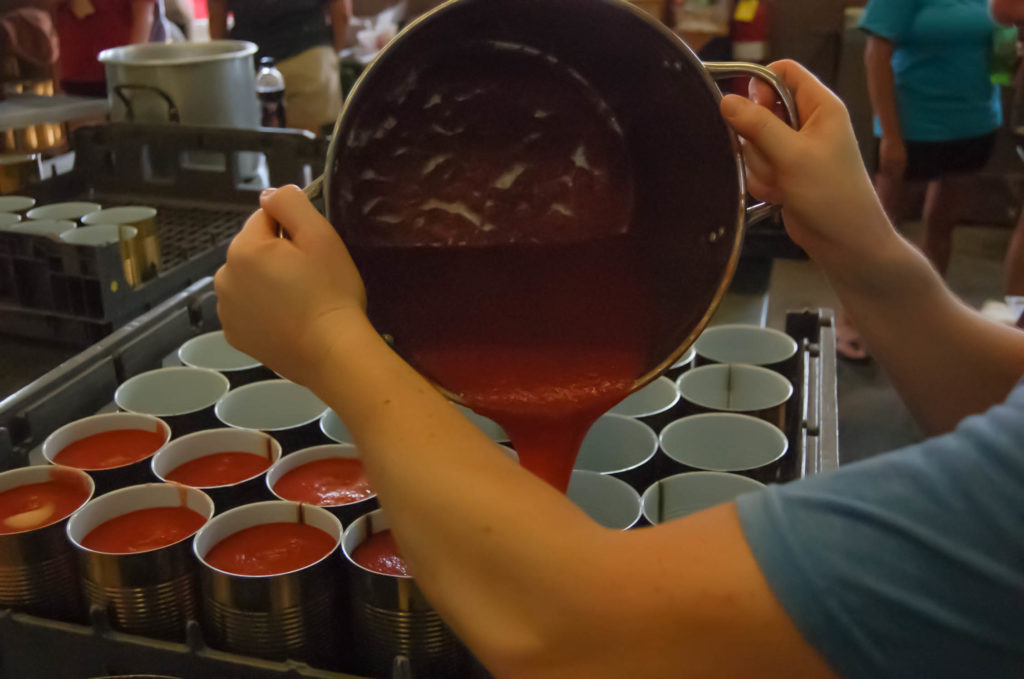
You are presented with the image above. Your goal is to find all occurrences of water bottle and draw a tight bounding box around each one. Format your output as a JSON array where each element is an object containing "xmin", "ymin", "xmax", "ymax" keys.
[{"xmin": 256, "ymin": 56, "xmax": 286, "ymax": 128}]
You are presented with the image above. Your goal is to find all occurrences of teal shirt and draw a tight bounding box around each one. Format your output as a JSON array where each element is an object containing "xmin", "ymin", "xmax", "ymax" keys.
[
  {"xmin": 859, "ymin": 0, "xmax": 1002, "ymax": 141},
  {"xmin": 737, "ymin": 378, "xmax": 1024, "ymax": 678}
]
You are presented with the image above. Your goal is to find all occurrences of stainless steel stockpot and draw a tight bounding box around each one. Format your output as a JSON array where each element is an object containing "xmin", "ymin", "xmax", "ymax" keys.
[{"xmin": 309, "ymin": 0, "xmax": 799, "ymax": 397}]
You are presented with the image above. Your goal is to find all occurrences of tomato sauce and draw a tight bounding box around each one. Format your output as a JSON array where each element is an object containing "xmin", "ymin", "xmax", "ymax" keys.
[
  {"xmin": 81, "ymin": 506, "xmax": 207, "ymax": 553},
  {"xmin": 204, "ymin": 522, "xmax": 337, "ymax": 576},
  {"xmin": 352, "ymin": 529, "xmax": 408, "ymax": 577},
  {"xmin": 0, "ymin": 470, "xmax": 91, "ymax": 534},
  {"xmin": 339, "ymin": 47, "xmax": 660, "ymax": 493},
  {"xmin": 164, "ymin": 452, "xmax": 271, "ymax": 488},
  {"xmin": 54, "ymin": 429, "xmax": 166, "ymax": 470},
  {"xmin": 272, "ymin": 458, "xmax": 373, "ymax": 506}
]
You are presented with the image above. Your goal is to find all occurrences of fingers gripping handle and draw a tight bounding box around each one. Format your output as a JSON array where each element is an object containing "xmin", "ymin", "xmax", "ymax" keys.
[{"xmin": 706, "ymin": 62, "xmax": 800, "ymax": 225}]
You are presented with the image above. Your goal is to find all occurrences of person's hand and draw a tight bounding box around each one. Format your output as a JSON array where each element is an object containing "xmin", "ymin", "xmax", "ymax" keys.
[
  {"xmin": 720, "ymin": 60, "xmax": 891, "ymax": 265},
  {"xmin": 214, "ymin": 185, "xmax": 367, "ymax": 386},
  {"xmin": 877, "ymin": 134, "xmax": 907, "ymax": 182}
]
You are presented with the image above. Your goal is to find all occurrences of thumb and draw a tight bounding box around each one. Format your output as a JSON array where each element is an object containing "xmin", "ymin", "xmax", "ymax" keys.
[
  {"xmin": 260, "ymin": 184, "xmax": 337, "ymax": 248},
  {"xmin": 720, "ymin": 94, "xmax": 797, "ymax": 164}
]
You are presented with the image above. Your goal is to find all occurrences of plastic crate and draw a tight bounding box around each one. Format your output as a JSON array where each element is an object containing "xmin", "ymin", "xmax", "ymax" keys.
[{"xmin": 0, "ymin": 123, "xmax": 328, "ymax": 345}]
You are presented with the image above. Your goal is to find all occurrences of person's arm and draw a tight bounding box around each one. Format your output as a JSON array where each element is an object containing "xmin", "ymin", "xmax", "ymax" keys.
[
  {"xmin": 328, "ymin": 0, "xmax": 351, "ymax": 52},
  {"xmin": 991, "ymin": 0, "xmax": 1024, "ymax": 26},
  {"xmin": 721, "ymin": 61, "xmax": 1024, "ymax": 435},
  {"xmin": 128, "ymin": 0, "xmax": 155, "ymax": 44},
  {"xmin": 207, "ymin": 0, "xmax": 228, "ymax": 40},
  {"xmin": 864, "ymin": 35, "xmax": 906, "ymax": 186},
  {"xmin": 214, "ymin": 185, "xmax": 836, "ymax": 678}
]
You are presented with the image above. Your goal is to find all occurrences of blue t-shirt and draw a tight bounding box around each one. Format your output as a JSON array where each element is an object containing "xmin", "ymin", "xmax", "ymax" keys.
[
  {"xmin": 737, "ymin": 378, "xmax": 1024, "ymax": 678},
  {"xmin": 859, "ymin": 0, "xmax": 1002, "ymax": 141}
]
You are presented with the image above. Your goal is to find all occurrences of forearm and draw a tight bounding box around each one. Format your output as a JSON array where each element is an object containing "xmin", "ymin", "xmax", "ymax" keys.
[
  {"xmin": 207, "ymin": 0, "xmax": 228, "ymax": 40},
  {"xmin": 305, "ymin": 314, "xmax": 612, "ymax": 674},
  {"xmin": 864, "ymin": 37, "xmax": 900, "ymax": 138},
  {"xmin": 329, "ymin": 0, "xmax": 351, "ymax": 52},
  {"xmin": 129, "ymin": 0, "xmax": 155, "ymax": 44},
  {"xmin": 818, "ymin": 205, "xmax": 1024, "ymax": 433},
  {"xmin": 304, "ymin": 314, "xmax": 834, "ymax": 677}
]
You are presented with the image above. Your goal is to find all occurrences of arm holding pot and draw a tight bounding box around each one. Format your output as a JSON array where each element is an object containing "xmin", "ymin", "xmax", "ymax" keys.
[
  {"xmin": 721, "ymin": 61, "xmax": 1024, "ymax": 435},
  {"xmin": 214, "ymin": 60, "xmax": 1024, "ymax": 678},
  {"xmin": 214, "ymin": 187, "xmax": 836, "ymax": 679}
]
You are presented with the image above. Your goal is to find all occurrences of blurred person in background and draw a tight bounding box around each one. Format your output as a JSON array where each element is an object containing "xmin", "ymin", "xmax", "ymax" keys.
[
  {"xmin": 162, "ymin": 0, "xmax": 192, "ymax": 40},
  {"xmin": 832, "ymin": 0, "xmax": 1003, "ymax": 359},
  {"xmin": 990, "ymin": 0, "xmax": 1024, "ymax": 296},
  {"xmin": 54, "ymin": 0, "xmax": 167, "ymax": 97},
  {"xmin": 208, "ymin": 0, "xmax": 350, "ymax": 134}
]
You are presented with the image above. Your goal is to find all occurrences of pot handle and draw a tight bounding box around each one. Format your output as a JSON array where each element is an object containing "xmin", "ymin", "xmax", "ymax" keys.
[
  {"xmin": 304, "ymin": 173, "xmax": 324, "ymax": 201},
  {"xmin": 112, "ymin": 84, "xmax": 181, "ymax": 124},
  {"xmin": 704, "ymin": 62, "xmax": 800, "ymax": 225}
]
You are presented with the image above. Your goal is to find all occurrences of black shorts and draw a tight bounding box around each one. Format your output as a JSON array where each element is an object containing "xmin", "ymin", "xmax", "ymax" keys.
[{"xmin": 875, "ymin": 132, "xmax": 997, "ymax": 182}]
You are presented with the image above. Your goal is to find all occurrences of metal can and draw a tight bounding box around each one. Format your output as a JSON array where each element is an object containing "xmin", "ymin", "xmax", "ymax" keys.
[
  {"xmin": 0, "ymin": 465, "xmax": 94, "ymax": 622},
  {"xmin": 342, "ymin": 509, "xmax": 471, "ymax": 677},
  {"xmin": 66, "ymin": 483, "xmax": 214, "ymax": 641},
  {"xmin": 192, "ymin": 501, "xmax": 344, "ymax": 666}
]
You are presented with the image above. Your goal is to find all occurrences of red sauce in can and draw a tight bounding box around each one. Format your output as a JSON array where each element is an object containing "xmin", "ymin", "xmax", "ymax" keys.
[
  {"xmin": 0, "ymin": 470, "xmax": 91, "ymax": 534},
  {"xmin": 81, "ymin": 506, "xmax": 207, "ymax": 553},
  {"xmin": 54, "ymin": 429, "xmax": 166, "ymax": 470},
  {"xmin": 204, "ymin": 522, "xmax": 337, "ymax": 576},
  {"xmin": 352, "ymin": 529, "xmax": 408, "ymax": 577},
  {"xmin": 272, "ymin": 458, "xmax": 372, "ymax": 506},
  {"xmin": 164, "ymin": 452, "xmax": 271, "ymax": 488}
]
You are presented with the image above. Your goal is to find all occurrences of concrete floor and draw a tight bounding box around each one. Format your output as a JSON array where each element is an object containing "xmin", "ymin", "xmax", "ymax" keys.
[{"xmin": 766, "ymin": 220, "xmax": 1013, "ymax": 465}]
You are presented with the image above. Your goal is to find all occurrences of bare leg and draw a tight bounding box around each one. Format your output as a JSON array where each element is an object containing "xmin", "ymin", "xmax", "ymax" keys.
[
  {"xmin": 920, "ymin": 176, "xmax": 968, "ymax": 276},
  {"xmin": 1005, "ymin": 208, "xmax": 1024, "ymax": 295}
]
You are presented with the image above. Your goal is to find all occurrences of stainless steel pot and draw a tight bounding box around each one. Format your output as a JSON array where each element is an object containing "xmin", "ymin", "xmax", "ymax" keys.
[
  {"xmin": 98, "ymin": 41, "xmax": 259, "ymax": 129},
  {"xmin": 98, "ymin": 41, "xmax": 260, "ymax": 176},
  {"xmin": 307, "ymin": 0, "xmax": 798, "ymax": 396}
]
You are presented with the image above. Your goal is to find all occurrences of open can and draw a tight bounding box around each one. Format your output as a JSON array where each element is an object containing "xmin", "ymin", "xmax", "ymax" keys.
[
  {"xmin": 342, "ymin": 509, "xmax": 472, "ymax": 677},
  {"xmin": 0, "ymin": 465, "xmax": 94, "ymax": 622}
]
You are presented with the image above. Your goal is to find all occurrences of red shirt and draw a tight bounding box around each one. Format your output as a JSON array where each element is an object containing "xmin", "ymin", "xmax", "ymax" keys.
[{"xmin": 55, "ymin": 0, "xmax": 137, "ymax": 85}]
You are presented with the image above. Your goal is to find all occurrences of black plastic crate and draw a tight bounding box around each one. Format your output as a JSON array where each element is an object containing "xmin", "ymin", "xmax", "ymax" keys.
[
  {"xmin": 0, "ymin": 123, "xmax": 328, "ymax": 345},
  {"xmin": 0, "ymin": 277, "xmax": 838, "ymax": 678}
]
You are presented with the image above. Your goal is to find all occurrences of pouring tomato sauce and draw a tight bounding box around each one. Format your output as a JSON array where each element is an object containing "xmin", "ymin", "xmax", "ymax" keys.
[{"xmin": 343, "ymin": 47, "xmax": 659, "ymax": 492}]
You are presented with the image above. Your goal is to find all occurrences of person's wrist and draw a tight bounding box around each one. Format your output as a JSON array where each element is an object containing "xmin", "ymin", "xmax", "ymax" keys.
[
  {"xmin": 301, "ymin": 307, "xmax": 379, "ymax": 391},
  {"xmin": 816, "ymin": 198, "xmax": 906, "ymax": 296}
]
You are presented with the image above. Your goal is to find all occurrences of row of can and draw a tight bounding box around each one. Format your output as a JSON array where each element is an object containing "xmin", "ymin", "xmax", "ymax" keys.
[
  {"xmin": 0, "ymin": 464, "xmax": 471, "ymax": 677},
  {"xmin": 0, "ymin": 322, "xmax": 803, "ymax": 677}
]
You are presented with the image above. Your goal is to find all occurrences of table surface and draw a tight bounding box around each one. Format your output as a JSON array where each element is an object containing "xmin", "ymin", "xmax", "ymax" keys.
[{"xmin": 0, "ymin": 93, "xmax": 108, "ymax": 130}]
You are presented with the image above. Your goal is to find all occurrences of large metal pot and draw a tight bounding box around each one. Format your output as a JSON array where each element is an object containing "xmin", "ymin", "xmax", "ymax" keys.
[
  {"xmin": 308, "ymin": 0, "xmax": 797, "ymax": 396},
  {"xmin": 98, "ymin": 41, "xmax": 259, "ymax": 129},
  {"xmin": 98, "ymin": 41, "xmax": 260, "ymax": 175}
]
